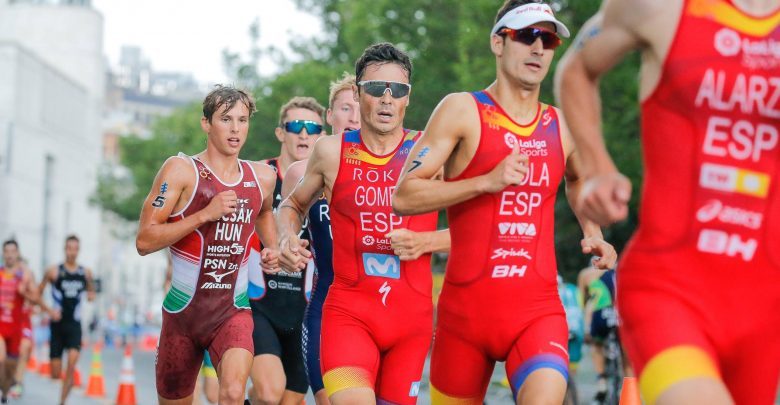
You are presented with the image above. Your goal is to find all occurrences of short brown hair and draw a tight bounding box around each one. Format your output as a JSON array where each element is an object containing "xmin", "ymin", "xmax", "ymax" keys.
[
  {"xmin": 65, "ymin": 234, "xmax": 79, "ymax": 244},
  {"xmin": 328, "ymin": 72, "xmax": 356, "ymax": 109},
  {"xmin": 203, "ymin": 85, "xmax": 257, "ymax": 123},
  {"xmin": 495, "ymin": 0, "xmax": 544, "ymax": 25},
  {"xmin": 278, "ymin": 97, "xmax": 325, "ymax": 126}
]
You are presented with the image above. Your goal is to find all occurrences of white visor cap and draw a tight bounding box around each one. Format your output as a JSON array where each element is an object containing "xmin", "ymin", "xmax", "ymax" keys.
[{"xmin": 490, "ymin": 3, "xmax": 570, "ymax": 38}]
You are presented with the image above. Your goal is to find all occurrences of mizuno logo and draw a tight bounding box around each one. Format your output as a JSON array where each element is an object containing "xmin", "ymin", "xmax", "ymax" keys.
[
  {"xmin": 205, "ymin": 269, "xmax": 236, "ymax": 283},
  {"xmin": 200, "ymin": 282, "xmax": 232, "ymax": 290}
]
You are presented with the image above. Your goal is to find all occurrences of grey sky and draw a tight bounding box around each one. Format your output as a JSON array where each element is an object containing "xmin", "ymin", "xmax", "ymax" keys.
[{"xmin": 92, "ymin": 0, "xmax": 323, "ymax": 84}]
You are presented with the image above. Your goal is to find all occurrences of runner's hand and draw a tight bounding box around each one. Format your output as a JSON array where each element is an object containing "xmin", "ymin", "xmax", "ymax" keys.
[
  {"xmin": 49, "ymin": 309, "xmax": 62, "ymax": 322},
  {"xmin": 279, "ymin": 235, "xmax": 311, "ymax": 272},
  {"xmin": 386, "ymin": 229, "xmax": 427, "ymax": 261},
  {"xmin": 202, "ymin": 190, "xmax": 239, "ymax": 222},
  {"xmin": 481, "ymin": 145, "xmax": 529, "ymax": 193},
  {"xmin": 581, "ymin": 237, "xmax": 617, "ymax": 269},
  {"xmin": 261, "ymin": 248, "xmax": 281, "ymax": 274},
  {"xmin": 578, "ymin": 172, "xmax": 631, "ymax": 226}
]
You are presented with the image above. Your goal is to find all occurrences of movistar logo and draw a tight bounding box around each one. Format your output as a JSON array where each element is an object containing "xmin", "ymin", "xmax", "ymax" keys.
[{"xmin": 363, "ymin": 253, "xmax": 400, "ymax": 279}]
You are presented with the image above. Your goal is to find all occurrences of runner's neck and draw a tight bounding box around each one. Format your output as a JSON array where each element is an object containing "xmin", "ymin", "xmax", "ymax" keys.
[
  {"xmin": 198, "ymin": 149, "xmax": 242, "ymax": 184},
  {"xmin": 486, "ymin": 82, "xmax": 542, "ymax": 124},
  {"xmin": 732, "ymin": 0, "xmax": 780, "ymax": 15},
  {"xmin": 359, "ymin": 127, "xmax": 405, "ymax": 156}
]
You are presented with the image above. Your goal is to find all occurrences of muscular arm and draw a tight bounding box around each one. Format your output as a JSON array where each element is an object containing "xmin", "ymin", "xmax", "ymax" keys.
[
  {"xmin": 85, "ymin": 268, "xmax": 97, "ymax": 302},
  {"xmin": 136, "ymin": 157, "xmax": 203, "ymax": 255},
  {"xmin": 393, "ymin": 94, "xmax": 495, "ymax": 215},
  {"xmin": 36, "ymin": 267, "xmax": 56, "ymax": 315},
  {"xmin": 276, "ymin": 136, "xmax": 337, "ymax": 269},
  {"xmin": 554, "ymin": 2, "xmax": 646, "ymax": 176},
  {"xmin": 19, "ymin": 266, "xmax": 39, "ymax": 303},
  {"xmin": 281, "ymin": 160, "xmax": 307, "ymax": 200},
  {"xmin": 253, "ymin": 162, "xmax": 280, "ymax": 248},
  {"xmin": 565, "ymin": 151, "xmax": 604, "ymax": 238}
]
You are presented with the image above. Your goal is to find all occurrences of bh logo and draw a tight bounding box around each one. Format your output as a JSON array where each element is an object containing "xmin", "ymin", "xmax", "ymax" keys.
[{"xmin": 362, "ymin": 253, "xmax": 401, "ymax": 279}]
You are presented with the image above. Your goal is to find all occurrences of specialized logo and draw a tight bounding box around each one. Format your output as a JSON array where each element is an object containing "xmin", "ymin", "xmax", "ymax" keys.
[
  {"xmin": 499, "ymin": 222, "xmax": 537, "ymax": 236},
  {"xmin": 699, "ymin": 163, "xmax": 770, "ymax": 198},
  {"xmin": 490, "ymin": 248, "xmax": 532, "ymax": 260},
  {"xmin": 697, "ymin": 229, "xmax": 757, "ymax": 261},
  {"xmin": 491, "ymin": 264, "xmax": 528, "ymax": 278},
  {"xmin": 542, "ymin": 110, "xmax": 552, "ymax": 127},
  {"xmin": 363, "ymin": 253, "xmax": 401, "ymax": 279},
  {"xmin": 379, "ymin": 281, "xmax": 392, "ymax": 306},
  {"xmin": 696, "ymin": 199, "xmax": 763, "ymax": 229}
]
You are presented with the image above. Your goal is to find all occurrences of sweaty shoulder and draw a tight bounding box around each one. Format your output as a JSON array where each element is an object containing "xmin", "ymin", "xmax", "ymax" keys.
[
  {"xmin": 286, "ymin": 160, "xmax": 307, "ymax": 180},
  {"xmin": 429, "ymin": 92, "xmax": 480, "ymax": 138},
  {"xmin": 311, "ymin": 133, "xmax": 342, "ymax": 168},
  {"xmin": 436, "ymin": 92, "xmax": 478, "ymax": 119},
  {"xmin": 249, "ymin": 161, "xmax": 277, "ymax": 185},
  {"xmin": 605, "ymin": 0, "xmax": 679, "ymax": 44},
  {"xmin": 160, "ymin": 155, "xmax": 196, "ymax": 186}
]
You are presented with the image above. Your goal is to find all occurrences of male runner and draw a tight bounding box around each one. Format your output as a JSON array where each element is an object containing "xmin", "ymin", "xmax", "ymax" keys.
[
  {"xmin": 280, "ymin": 73, "xmax": 359, "ymax": 405},
  {"xmin": 136, "ymin": 85, "xmax": 279, "ymax": 405},
  {"xmin": 577, "ymin": 264, "xmax": 618, "ymax": 403},
  {"xmin": 277, "ymin": 43, "xmax": 449, "ymax": 405},
  {"xmin": 247, "ymin": 96, "xmax": 324, "ymax": 405},
  {"xmin": 392, "ymin": 1, "xmax": 616, "ymax": 403},
  {"xmin": 0, "ymin": 240, "xmax": 37, "ymax": 403},
  {"xmin": 39, "ymin": 235, "xmax": 96, "ymax": 405},
  {"xmin": 555, "ymin": 0, "xmax": 780, "ymax": 403}
]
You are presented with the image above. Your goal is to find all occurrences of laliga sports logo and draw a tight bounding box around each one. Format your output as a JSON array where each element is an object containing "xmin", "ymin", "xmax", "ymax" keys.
[
  {"xmin": 362, "ymin": 235, "xmax": 375, "ymax": 246},
  {"xmin": 504, "ymin": 132, "xmax": 519, "ymax": 149},
  {"xmin": 714, "ymin": 28, "xmax": 741, "ymax": 57}
]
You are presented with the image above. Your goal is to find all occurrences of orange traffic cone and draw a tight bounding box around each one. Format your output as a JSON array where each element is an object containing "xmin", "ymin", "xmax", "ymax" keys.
[
  {"xmin": 85, "ymin": 344, "xmax": 106, "ymax": 398},
  {"xmin": 619, "ymin": 377, "xmax": 642, "ymax": 405},
  {"xmin": 37, "ymin": 343, "xmax": 51, "ymax": 376},
  {"xmin": 115, "ymin": 345, "xmax": 137, "ymax": 405}
]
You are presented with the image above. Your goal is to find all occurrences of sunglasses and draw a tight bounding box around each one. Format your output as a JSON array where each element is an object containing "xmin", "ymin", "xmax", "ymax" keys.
[
  {"xmin": 283, "ymin": 120, "xmax": 323, "ymax": 135},
  {"xmin": 357, "ymin": 80, "xmax": 411, "ymax": 98},
  {"xmin": 499, "ymin": 27, "xmax": 562, "ymax": 50}
]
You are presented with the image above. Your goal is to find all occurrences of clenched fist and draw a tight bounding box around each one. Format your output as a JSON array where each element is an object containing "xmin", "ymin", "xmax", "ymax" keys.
[
  {"xmin": 482, "ymin": 145, "xmax": 530, "ymax": 193},
  {"xmin": 202, "ymin": 190, "xmax": 239, "ymax": 222}
]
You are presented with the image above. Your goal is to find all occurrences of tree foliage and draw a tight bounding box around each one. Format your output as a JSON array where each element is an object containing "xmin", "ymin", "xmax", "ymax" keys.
[{"xmin": 96, "ymin": 0, "xmax": 643, "ymax": 280}]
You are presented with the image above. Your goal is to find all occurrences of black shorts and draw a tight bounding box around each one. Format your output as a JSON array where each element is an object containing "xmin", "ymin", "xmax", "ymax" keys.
[
  {"xmin": 252, "ymin": 310, "xmax": 308, "ymax": 394},
  {"xmin": 590, "ymin": 307, "xmax": 618, "ymax": 342},
  {"xmin": 50, "ymin": 321, "xmax": 82, "ymax": 359}
]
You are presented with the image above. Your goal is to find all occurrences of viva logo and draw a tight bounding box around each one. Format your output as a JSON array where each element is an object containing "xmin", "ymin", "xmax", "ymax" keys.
[{"xmin": 363, "ymin": 253, "xmax": 401, "ymax": 279}]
